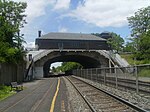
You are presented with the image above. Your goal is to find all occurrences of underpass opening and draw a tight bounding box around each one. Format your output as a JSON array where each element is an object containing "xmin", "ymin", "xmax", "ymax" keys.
[
  {"xmin": 43, "ymin": 54, "xmax": 101, "ymax": 77},
  {"xmin": 50, "ymin": 62, "xmax": 62, "ymax": 74},
  {"xmin": 49, "ymin": 61, "xmax": 83, "ymax": 77}
]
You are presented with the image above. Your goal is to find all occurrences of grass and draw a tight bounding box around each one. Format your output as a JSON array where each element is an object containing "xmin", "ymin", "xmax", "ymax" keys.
[
  {"xmin": 0, "ymin": 85, "xmax": 16, "ymax": 101},
  {"xmin": 120, "ymin": 54, "xmax": 148, "ymax": 65},
  {"xmin": 138, "ymin": 69, "xmax": 150, "ymax": 77},
  {"xmin": 120, "ymin": 54, "xmax": 150, "ymax": 77}
]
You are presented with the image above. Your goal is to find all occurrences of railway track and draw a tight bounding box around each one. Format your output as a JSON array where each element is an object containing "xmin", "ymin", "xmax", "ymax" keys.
[{"xmin": 66, "ymin": 76, "xmax": 148, "ymax": 112}]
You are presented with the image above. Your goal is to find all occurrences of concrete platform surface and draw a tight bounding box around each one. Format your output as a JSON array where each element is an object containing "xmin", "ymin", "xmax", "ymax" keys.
[{"xmin": 0, "ymin": 77, "xmax": 69, "ymax": 112}]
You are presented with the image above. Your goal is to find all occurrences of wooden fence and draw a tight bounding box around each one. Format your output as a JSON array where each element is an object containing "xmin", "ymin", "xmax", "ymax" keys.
[{"xmin": 0, "ymin": 62, "xmax": 26, "ymax": 85}]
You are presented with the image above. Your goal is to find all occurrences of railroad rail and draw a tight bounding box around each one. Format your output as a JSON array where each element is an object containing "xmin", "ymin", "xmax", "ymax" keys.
[{"xmin": 66, "ymin": 76, "xmax": 148, "ymax": 112}]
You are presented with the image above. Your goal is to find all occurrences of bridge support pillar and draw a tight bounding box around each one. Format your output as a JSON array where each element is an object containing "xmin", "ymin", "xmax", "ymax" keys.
[{"xmin": 34, "ymin": 66, "xmax": 43, "ymax": 79}]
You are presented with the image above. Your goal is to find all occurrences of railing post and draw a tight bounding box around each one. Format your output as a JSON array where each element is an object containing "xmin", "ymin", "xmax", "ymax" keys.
[
  {"xmin": 115, "ymin": 67, "xmax": 118, "ymax": 89},
  {"xmin": 80, "ymin": 69, "xmax": 82, "ymax": 78},
  {"xmin": 91, "ymin": 69, "xmax": 92, "ymax": 81},
  {"xmin": 109, "ymin": 59, "xmax": 112, "ymax": 73},
  {"xmin": 83, "ymin": 69, "xmax": 84, "ymax": 78},
  {"xmin": 96, "ymin": 68, "xmax": 97, "ymax": 82},
  {"xmin": 104, "ymin": 69, "xmax": 106, "ymax": 85},
  {"xmin": 85, "ymin": 69, "xmax": 87, "ymax": 79},
  {"xmin": 135, "ymin": 66, "xmax": 139, "ymax": 93},
  {"xmin": 87, "ymin": 69, "xmax": 88, "ymax": 80},
  {"xmin": 78, "ymin": 69, "xmax": 79, "ymax": 77},
  {"xmin": 82, "ymin": 69, "xmax": 85, "ymax": 78},
  {"xmin": 81, "ymin": 69, "xmax": 82, "ymax": 78}
]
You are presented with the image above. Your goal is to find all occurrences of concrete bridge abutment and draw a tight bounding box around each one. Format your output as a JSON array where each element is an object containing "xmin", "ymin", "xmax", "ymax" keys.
[
  {"xmin": 34, "ymin": 66, "xmax": 44, "ymax": 79},
  {"xmin": 33, "ymin": 51, "xmax": 111, "ymax": 78}
]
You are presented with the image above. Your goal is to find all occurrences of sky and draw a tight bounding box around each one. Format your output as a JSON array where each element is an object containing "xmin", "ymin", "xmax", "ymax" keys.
[
  {"xmin": 12, "ymin": 0, "xmax": 150, "ymax": 48},
  {"xmin": 12, "ymin": 0, "xmax": 150, "ymax": 68}
]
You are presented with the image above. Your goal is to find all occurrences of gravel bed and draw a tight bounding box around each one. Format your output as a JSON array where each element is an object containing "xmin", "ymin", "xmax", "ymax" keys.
[
  {"xmin": 63, "ymin": 77, "xmax": 91, "ymax": 112},
  {"xmin": 75, "ymin": 76, "xmax": 150, "ymax": 111}
]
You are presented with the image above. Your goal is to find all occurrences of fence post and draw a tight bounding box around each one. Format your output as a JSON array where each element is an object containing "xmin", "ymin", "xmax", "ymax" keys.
[
  {"xmin": 104, "ymin": 69, "xmax": 106, "ymax": 85},
  {"xmin": 91, "ymin": 69, "xmax": 93, "ymax": 81},
  {"xmin": 76, "ymin": 70, "xmax": 77, "ymax": 76},
  {"xmin": 87, "ymin": 69, "xmax": 88, "ymax": 80},
  {"xmin": 85, "ymin": 69, "xmax": 86, "ymax": 79},
  {"xmin": 115, "ymin": 67, "xmax": 118, "ymax": 89},
  {"xmin": 81, "ymin": 69, "xmax": 82, "ymax": 78},
  {"xmin": 83, "ymin": 69, "xmax": 85, "ymax": 79},
  {"xmin": 77, "ymin": 69, "xmax": 79, "ymax": 77},
  {"xmin": 96, "ymin": 68, "xmax": 97, "ymax": 82},
  {"xmin": 135, "ymin": 66, "xmax": 139, "ymax": 93},
  {"xmin": 80, "ymin": 69, "xmax": 82, "ymax": 78}
]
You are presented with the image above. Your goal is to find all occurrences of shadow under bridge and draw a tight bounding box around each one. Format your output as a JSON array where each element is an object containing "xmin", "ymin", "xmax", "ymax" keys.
[{"xmin": 43, "ymin": 53, "xmax": 101, "ymax": 77}]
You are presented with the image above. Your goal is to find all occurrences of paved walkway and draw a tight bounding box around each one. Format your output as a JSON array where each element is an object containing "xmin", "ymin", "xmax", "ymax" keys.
[{"xmin": 0, "ymin": 77, "xmax": 69, "ymax": 112}]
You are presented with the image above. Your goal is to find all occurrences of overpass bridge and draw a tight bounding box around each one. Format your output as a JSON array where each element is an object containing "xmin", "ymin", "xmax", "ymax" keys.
[{"xmin": 25, "ymin": 32, "xmax": 129, "ymax": 80}]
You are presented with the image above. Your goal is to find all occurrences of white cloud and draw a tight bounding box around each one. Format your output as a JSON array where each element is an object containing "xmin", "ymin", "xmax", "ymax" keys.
[
  {"xmin": 13, "ymin": 0, "xmax": 55, "ymax": 22},
  {"xmin": 67, "ymin": 0, "xmax": 150, "ymax": 27},
  {"xmin": 23, "ymin": 42, "xmax": 35, "ymax": 49},
  {"xmin": 12, "ymin": 0, "xmax": 71, "ymax": 43},
  {"xmin": 50, "ymin": 62, "xmax": 62, "ymax": 69},
  {"xmin": 58, "ymin": 26, "xmax": 68, "ymax": 32},
  {"xmin": 12, "ymin": 0, "xmax": 56, "ymax": 43},
  {"xmin": 53, "ymin": 0, "xmax": 70, "ymax": 10}
]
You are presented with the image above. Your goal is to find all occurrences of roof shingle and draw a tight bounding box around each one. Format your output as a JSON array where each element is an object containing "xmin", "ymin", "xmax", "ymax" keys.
[{"xmin": 38, "ymin": 32, "xmax": 106, "ymax": 41}]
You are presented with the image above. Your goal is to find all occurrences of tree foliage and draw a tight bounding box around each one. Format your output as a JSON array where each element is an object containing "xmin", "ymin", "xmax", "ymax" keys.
[
  {"xmin": 127, "ymin": 6, "xmax": 150, "ymax": 63},
  {"xmin": 136, "ymin": 30, "xmax": 150, "ymax": 61},
  {"xmin": 56, "ymin": 62, "xmax": 83, "ymax": 72},
  {"xmin": 51, "ymin": 66, "xmax": 57, "ymax": 73},
  {"xmin": 91, "ymin": 33, "xmax": 101, "ymax": 37},
  {"xmin": 0, "ymin": 0, "xmax": 27, "ymax": 63},
  {"xmin": 107, "ymin": 32, "xmax": 124, "ymax": 53},
  {"xmin": 92, "ymin": 32, "xmax": 124, "ymax": 53},
  {"xmin": 123, "ymin": 41, "xmax": 135, "ymax": 53},
  {"xmin": 127, "ymin": 6, "xmax": 150, "ymax": 37}
]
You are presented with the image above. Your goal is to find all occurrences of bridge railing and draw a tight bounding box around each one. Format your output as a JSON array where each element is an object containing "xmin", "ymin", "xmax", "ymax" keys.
[
  {"xmin": 73, "ymin": 64, "xmax": 150, "ymax": 94},
  {"xmin": 99, "ymin": 50, "xmax": 129, "ymax": 67}
]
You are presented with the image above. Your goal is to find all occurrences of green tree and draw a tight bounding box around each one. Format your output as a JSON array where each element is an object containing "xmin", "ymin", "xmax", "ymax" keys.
[
  {"xmin": 127, "ymin": 6, "xmax": 150, "ymax": 37},
  {"xmin": 127, "ymin": 6, "xmax": 150, "ymax": 62},
  {"xmin": 92, "ymin": 32, "xmax": 124, "ymax": 53},
  {"xmin": 91, "ymin": 33, "xmax": 101, "ymax": 37},
  {"xmin": 137, "ymin": 30, "xmax": 150, "ymax": 61},
  {"xmin": 107, "ymin": 32, "xmax": 124, "ymax": 53},
  {"xmin": 0, "ymin": 0, "xmax": 27, "ymax": 63},
  {"xmin": 51, "ymin": 66, "xmax": 56, "ymax": 73},
  {"xmin": 123, "ymin": 42, "xmax": 135, "ymax": 53},
  {"xmin": 57, "ymin": 62, "xmax": 82, "ymax": 72}
]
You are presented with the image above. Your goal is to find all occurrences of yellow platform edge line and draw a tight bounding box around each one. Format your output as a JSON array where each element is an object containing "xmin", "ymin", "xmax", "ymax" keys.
[{"xmin": 50, "ymin": 78, "xmax": 60, "ymax": 112}]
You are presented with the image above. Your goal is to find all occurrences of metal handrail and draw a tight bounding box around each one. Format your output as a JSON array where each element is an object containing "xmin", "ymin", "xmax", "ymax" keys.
[{"xmin": 25, "ymin": 59, "xmax": 34, "ymax": 80}]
